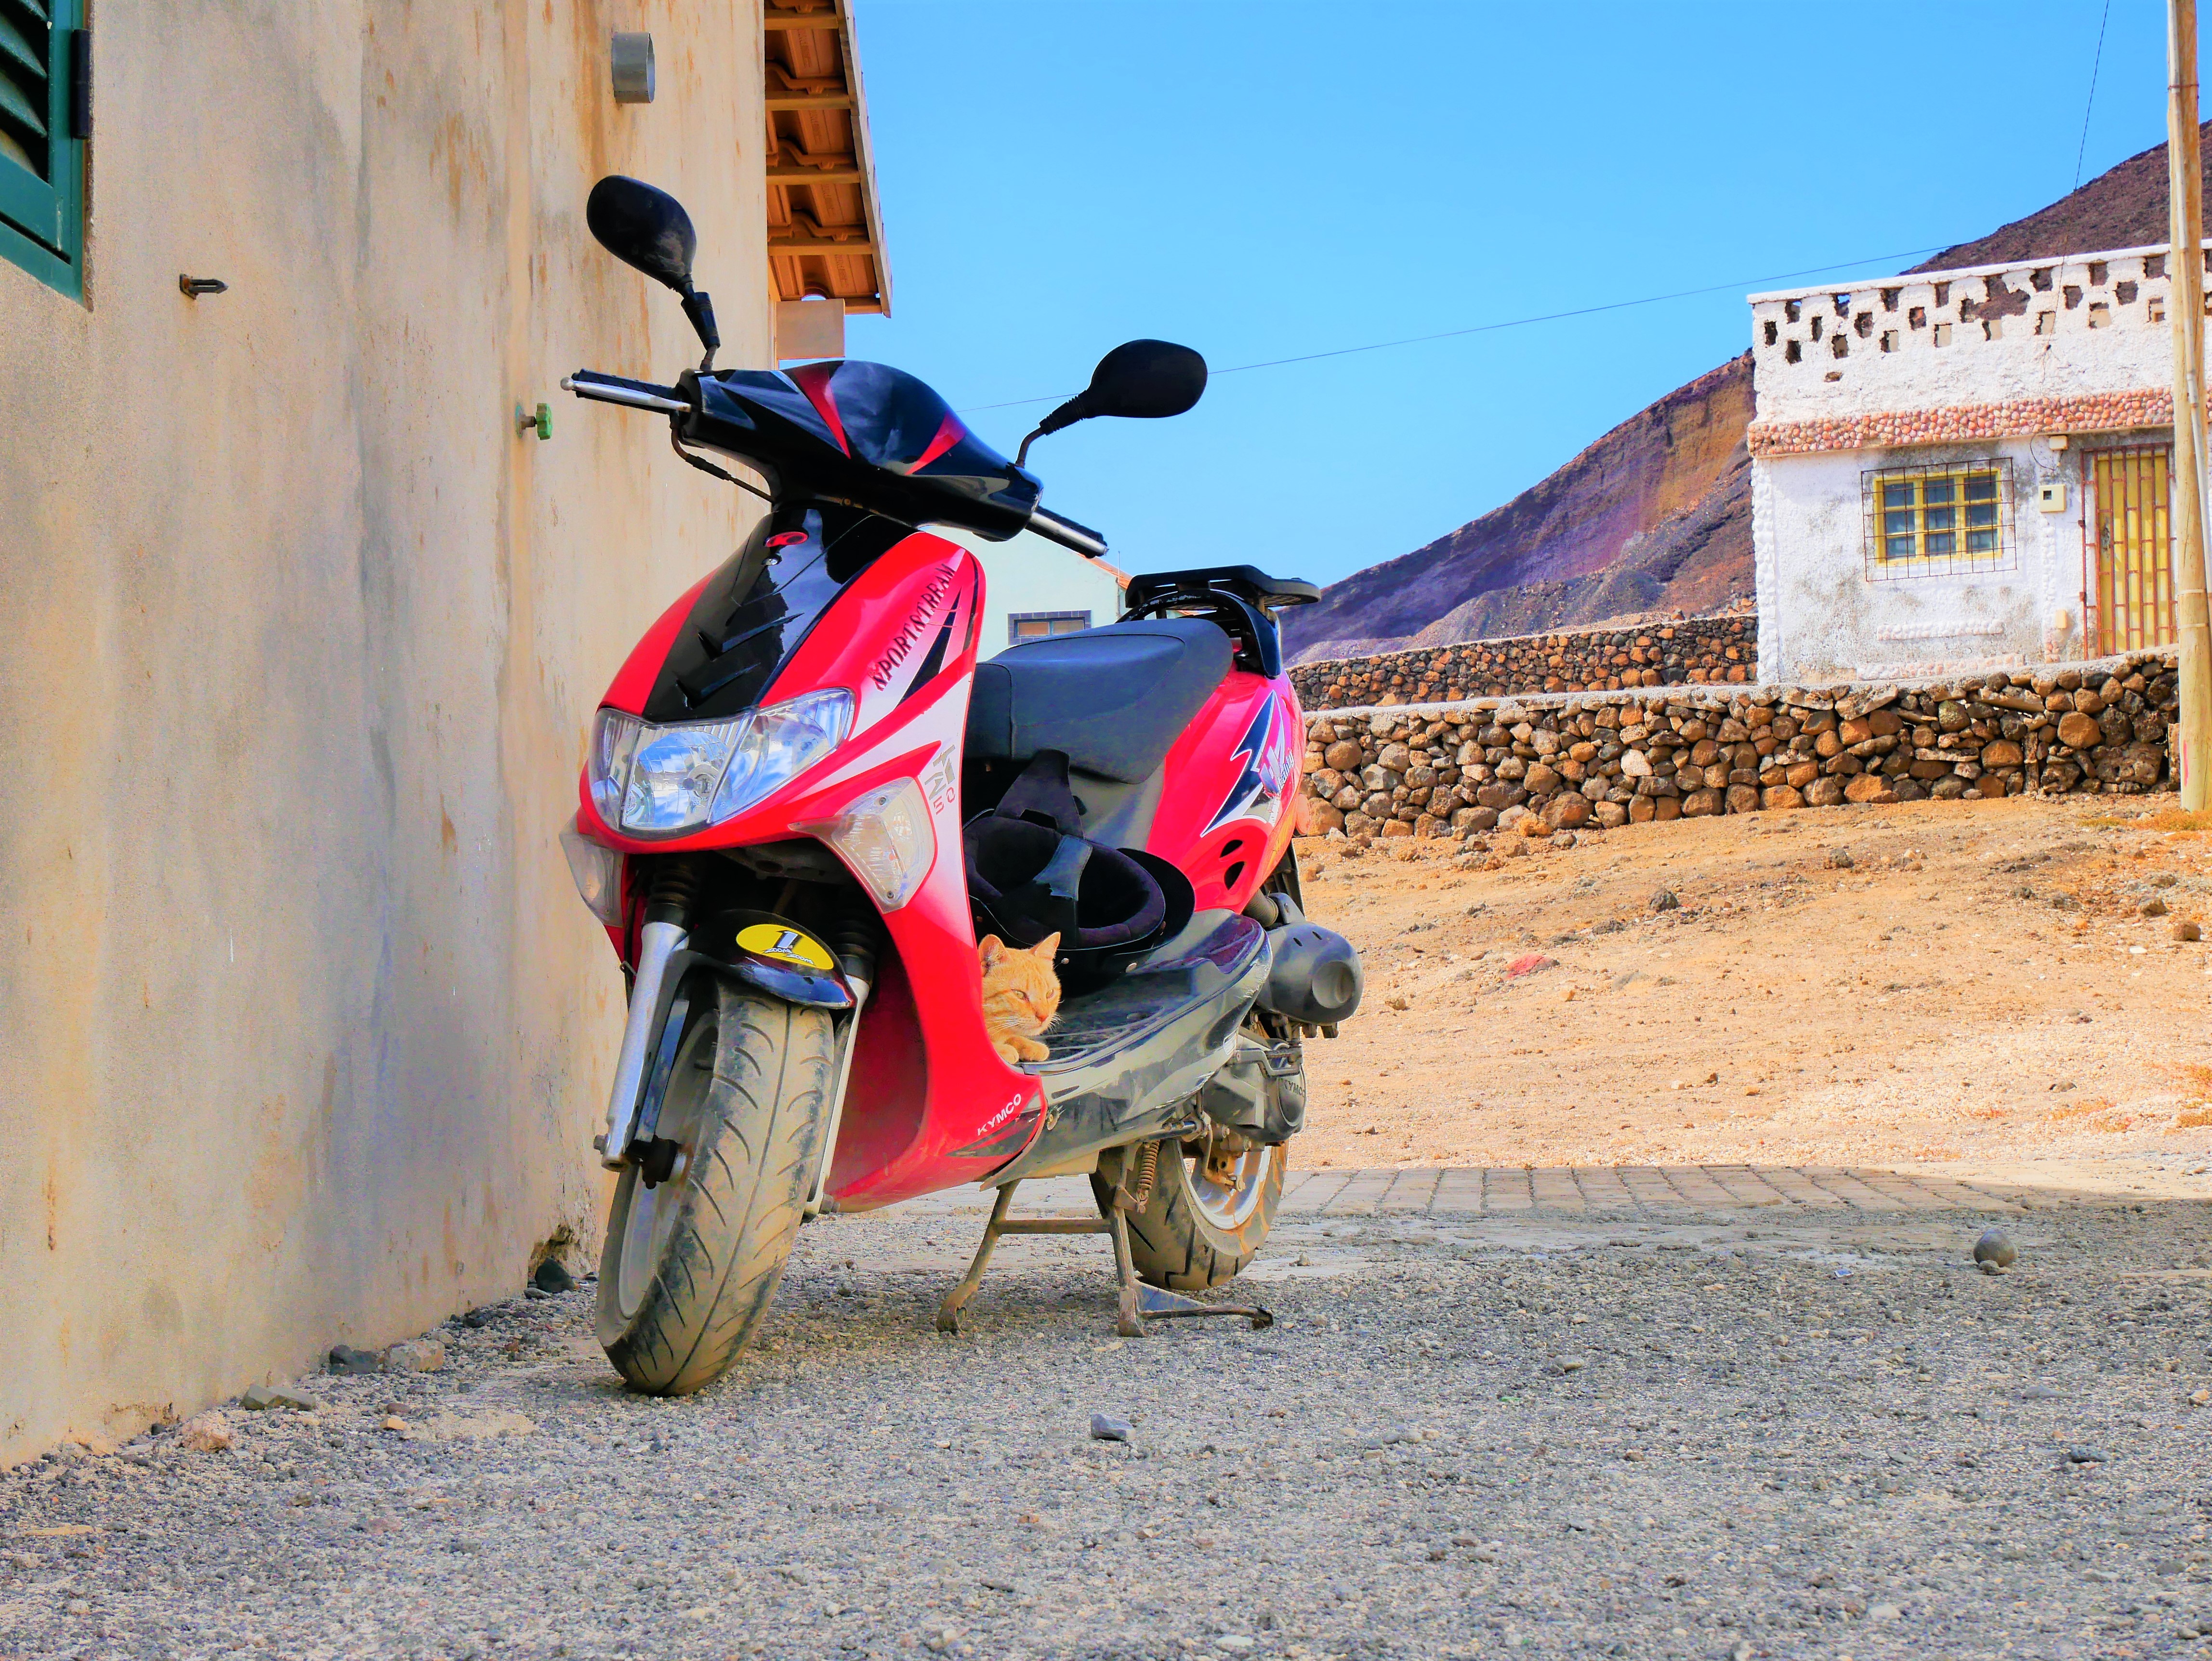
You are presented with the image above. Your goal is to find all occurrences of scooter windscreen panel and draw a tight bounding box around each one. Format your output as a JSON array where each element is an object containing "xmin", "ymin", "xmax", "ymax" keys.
[
  {"xmin": 690, "ymin": 361, "xmax": 1043, "ymax": 541},
  {"xmin": 643, "ymin": 504, "xmax": 913, "ymax": 724}
]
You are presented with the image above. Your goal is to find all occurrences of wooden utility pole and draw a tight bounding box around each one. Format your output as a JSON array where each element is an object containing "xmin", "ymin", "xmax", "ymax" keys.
[{"xmin": 2169, "ymin": 0, "xmax": 2212, "ymax": 811}]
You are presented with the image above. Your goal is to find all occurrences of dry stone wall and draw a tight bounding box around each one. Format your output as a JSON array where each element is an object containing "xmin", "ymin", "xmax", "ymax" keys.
[
  {"xmin": 1297, "ymin": 651, "xmax": 2179, "ymax": 846},
  {"xmin": 1291, "ymin": 615, "xmax": 1755, "ymax": 710}
]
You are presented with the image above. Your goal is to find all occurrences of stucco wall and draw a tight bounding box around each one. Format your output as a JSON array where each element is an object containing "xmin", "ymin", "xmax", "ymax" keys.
[
  {"xmin": 1753, "ymin": 439, "xmax": 2086, "ymax": 684},
  {"xmin": 0, "ymin": 4, "xmax": 773, "ymax": 1463},
  {"xmin": 1749, "ymin": 245, "xmax": 2190, "ymax": 424}
]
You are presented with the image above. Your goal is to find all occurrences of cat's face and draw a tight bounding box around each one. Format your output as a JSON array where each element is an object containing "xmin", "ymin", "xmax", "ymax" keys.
[{"xmin": 979, "ymin": 932, "xmax": 1062, "ymax": 1034}]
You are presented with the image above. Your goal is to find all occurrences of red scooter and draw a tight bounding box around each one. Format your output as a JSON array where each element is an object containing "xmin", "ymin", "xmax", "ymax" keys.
[{"xmin": 559, "ymin": 178, "xmax": 1363, "ymax": 1393}]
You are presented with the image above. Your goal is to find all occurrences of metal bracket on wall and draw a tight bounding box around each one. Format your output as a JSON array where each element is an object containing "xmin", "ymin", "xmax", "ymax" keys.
[
  {"xmin": 178, "ymin": 276, "xmax": 227, "ymax": 298},
  {"xmin": 934, "ymin": 1179, "xmax": 1273, "ymax": 1339},
  {"xmin": 611, "ymin": 32, "xmax": 655, "ymax": 104}
]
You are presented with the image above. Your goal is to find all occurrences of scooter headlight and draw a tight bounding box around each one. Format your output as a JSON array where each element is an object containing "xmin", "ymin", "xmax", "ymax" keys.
[
  {"xmin": 585, "ymin": 690, "xmax": 852, "ymax": 838},
  {"xmin": 588, "ymin": 709, "xmax": 644, "ymax": 829},
  {"xmin": 711, "ymin": 690, "xmax": 854, "ymax": 822},
  {"xmin": 621, "ymin": 715, "xmax": 749, "ymax": 833}
]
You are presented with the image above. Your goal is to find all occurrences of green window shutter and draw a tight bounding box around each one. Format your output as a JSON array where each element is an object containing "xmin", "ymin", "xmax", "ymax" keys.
[{"xmin": 0, "ymin": 0, "xmax": 83, "ymax": 299}]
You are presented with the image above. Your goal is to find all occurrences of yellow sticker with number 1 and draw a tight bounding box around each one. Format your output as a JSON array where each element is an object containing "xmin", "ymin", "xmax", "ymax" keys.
[{"xmin": 735, "ymin": 923, "xmax": 835, "ymax": 972}]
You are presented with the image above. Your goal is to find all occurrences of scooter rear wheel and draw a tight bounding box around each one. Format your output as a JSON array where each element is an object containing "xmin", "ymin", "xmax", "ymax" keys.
[
  {"xmin": 1094, "ymin": 1139, "xmax": 1287, "ymax": 1292},
  {"xmin": 595, "ymin": 977, "xmax": 836, "ymax": 1395}
]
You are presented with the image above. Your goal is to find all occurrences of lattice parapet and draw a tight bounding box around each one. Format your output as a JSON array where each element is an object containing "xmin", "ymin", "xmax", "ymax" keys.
[{"xmin": 1748, "ymin": 244, "xmax": 2205, "ymax": 428}]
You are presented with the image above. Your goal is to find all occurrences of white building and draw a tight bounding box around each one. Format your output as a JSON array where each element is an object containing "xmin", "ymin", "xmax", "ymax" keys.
[
  {"xmin": 1748, "ymin": 243, "xmax": 2199, "ymax": 683},
  {"xmin": 939, "ymin": 525, "xmax": 1128, "ymax": 648}
]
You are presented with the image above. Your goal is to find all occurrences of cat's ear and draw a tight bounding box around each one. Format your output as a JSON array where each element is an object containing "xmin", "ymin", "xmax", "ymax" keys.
[
  {"xmin": 978, "ymin": 934, "xmax": 1004, "ymax": 967},
  {"xmin": 1030, "ymin": 932, "xmax": 1060, "ymax": 958}
]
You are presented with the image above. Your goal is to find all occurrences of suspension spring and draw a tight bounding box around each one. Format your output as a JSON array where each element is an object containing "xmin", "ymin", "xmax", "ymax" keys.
[{"xmin": 1129, "ymin": 1139, "xmax": 1160, "ymax": 1208}]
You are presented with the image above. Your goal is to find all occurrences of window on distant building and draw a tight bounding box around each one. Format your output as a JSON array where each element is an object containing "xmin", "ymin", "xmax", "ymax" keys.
[
  {"xmin": 0, "ymin": 0, "xmax": 86, "ymax": 299},
  {"xmin": 1861, "ymin": 460, "xmax": 2014, "ymax": 580},
  {"xmin": 1008, "ymin": 610, "xmax": 1091, "ymax": 644}
]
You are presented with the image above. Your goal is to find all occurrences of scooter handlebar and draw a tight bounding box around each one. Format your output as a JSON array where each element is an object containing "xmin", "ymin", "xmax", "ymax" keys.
[
  {"xmin": 566, "ymin": 369, "xmax": 1111, "ymax": 558},
  {"xmin": 1027, "ymin": 505, "xmax": 1110, "ymax": 559},
  {"xmin": 562, "ymin": 369, "xmax": 690, "ymax": 415}
]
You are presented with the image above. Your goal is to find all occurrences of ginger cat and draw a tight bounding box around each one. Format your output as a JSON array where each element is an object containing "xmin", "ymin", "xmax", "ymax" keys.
[{"xmin": 979, "ymin": 932, "xmax": 1061, "ymax": 1066}]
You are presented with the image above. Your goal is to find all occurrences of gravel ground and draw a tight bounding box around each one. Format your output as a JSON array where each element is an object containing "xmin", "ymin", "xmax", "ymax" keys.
[{"xmin": 6, "ymin": 1188, "xmax": 2211, "ymax": 1660}]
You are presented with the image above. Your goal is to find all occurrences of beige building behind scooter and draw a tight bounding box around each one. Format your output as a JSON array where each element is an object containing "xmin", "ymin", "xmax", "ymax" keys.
[{"xmin": 0, "ymin": 2, "xmax": 888, "ymax": 1463}]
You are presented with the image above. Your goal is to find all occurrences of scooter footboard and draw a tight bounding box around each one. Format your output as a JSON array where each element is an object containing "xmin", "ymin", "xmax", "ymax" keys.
[{"xmin": 989, "ymin": 910, "xmax": 1269, "ymax": 1183}]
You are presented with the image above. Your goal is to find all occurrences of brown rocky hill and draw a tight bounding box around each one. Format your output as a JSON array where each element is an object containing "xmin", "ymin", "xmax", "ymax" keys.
[
  {"xmin": 1908, "ymin": 120, "xmax": 2212, "ymax": 272},
  {"xmin": 1283, "ymin": 124, "xmax": 2212, "ymax": 668},
  {"xmin": 1282, "ymin": 357, "xmax": 1753, "ymax": 664}
]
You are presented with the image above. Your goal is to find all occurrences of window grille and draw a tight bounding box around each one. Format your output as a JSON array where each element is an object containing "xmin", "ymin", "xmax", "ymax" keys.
[
  {"xmin": 0, "ymin": 0, "xmax": 85, "ymax": 299},
  {"xmin": 1861, "ymin": 460, "xmax": 2015, "ymax": 580},
  {"xmin": 1008, "ymin": 610, "xmax": 1092, "ymax": 645}
]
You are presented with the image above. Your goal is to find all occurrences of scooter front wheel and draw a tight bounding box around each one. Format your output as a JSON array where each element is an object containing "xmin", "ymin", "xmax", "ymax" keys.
[{"xmin": 595, "ymin": 977, "xmax": 836, "ymax": 1395}]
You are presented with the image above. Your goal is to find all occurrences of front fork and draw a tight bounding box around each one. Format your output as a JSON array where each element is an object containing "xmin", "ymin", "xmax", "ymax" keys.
[
  {"xmin": 597, "ymin": 859, "xmax": 704, "ymax": 1172},
  {"xmin": 597, "ymin": 917, "xmax": 687, "ymax": 1172},
  {"xmin": 595, "ymin": 860, "xmax": 878, "ymax": 1217},
  {"xmin": 802, "ymin": 912, "xmax": 875, "ymax": 1219}
]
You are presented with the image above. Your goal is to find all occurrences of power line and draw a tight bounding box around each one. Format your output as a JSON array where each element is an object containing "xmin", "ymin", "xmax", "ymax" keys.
[
  {"xmin": 959, "ymin": 244, "xmax": 1950, "ymax": 414},
  {"xmin": 2074, "ymin": 0, "xmax": 2114, "ymax": 195}
]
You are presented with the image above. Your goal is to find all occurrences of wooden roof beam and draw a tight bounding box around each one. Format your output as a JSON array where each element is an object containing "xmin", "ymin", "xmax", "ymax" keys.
[{"xmin": 761, "ymin": 0, "xmax": 891, "ymax": 319}]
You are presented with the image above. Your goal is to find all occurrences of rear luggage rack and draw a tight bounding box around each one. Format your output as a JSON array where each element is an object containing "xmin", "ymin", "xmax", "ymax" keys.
[{"xmin": 1120, "ymin": 566, "xmax": 1321, "ymax": 678}]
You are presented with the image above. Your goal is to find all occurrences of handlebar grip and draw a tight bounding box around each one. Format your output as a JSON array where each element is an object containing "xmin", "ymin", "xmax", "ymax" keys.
[
  {"xmin": 562, "ymin": 370, "xmax": 690, "ymax": 415},
  {"xmin": 1027, "ymin": 505, "xmax": 1110, "ymax": 559}
]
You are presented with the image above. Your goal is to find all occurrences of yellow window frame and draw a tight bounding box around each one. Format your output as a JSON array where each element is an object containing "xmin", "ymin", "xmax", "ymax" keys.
[{"xmin": 1862, "ymin": 461, "xmax": 2013, "ymax": 580}]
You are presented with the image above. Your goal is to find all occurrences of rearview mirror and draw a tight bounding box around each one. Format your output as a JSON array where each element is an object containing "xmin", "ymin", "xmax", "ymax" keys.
[
  {"xmin": 1018, "ymin": 339, "xmax": 1207, "ymax": 463},
  {"xmin": 585, "ymin": 175, "xmax": 721, "ymax": 367},
  {"xmin": 586, "ymin": 175, "xmax": 697, "ymax": 290},
  {"xmin": 1080, "ymin": 339, "xmax": 1208, "ymax": 420}
]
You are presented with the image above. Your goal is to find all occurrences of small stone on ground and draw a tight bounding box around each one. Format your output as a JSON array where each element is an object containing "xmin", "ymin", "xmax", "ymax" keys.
[
  {"xmin": 532, "ymin": 1258, "xmax": 577, "ymax": 1295},
  {"xmin": 326, "ymin": 1344, "xmax": 379, "ymax": 1376}
]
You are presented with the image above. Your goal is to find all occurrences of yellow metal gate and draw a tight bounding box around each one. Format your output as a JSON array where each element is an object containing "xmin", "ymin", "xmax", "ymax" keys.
[{"xmin": 2090, "ymin": 447, "xmax": 2176, "ymax": 654}]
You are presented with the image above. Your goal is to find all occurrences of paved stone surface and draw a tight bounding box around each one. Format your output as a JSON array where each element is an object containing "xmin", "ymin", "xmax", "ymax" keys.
[
  {"xmin": 1278, "ymin": 1161, "xmax": 2212, "ymax": 1219},
  {"xmin": 6, "ymin": 1174, "xmax": 2212, "ymax": 1659}
]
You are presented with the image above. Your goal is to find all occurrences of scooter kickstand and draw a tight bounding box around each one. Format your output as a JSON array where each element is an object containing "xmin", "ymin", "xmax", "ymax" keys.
[
  {"xmin": 934, "ymin": 1179, "xmax": 1274, "ymax": 1338},
  {"xmin": 1108, "ymin": 1205, "xmax": 1274, "ymax": 1334},
  {"xmin": 1106, "ymin": 1206, "xmax": 1146, "ymax": 1339},
  {"xmin": 935, "ymin": 1183, "xmax": 1018, "ymax": 1334}
]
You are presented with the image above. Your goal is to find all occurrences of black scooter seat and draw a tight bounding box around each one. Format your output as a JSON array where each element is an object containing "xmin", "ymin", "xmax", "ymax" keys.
[{"xmin": 965, "ymin": 617, "xmax": 1233, "ymax": 784}]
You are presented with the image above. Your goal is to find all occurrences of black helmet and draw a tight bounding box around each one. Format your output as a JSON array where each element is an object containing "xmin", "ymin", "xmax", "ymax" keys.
[{"xmin": 962, "ymin": 751, "xmax": 1191, "ymax": 988}]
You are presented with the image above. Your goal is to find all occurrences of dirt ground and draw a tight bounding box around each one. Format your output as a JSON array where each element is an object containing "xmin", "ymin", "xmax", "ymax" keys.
[{"xmin": 1290, "ymin": 794, "xmax": 2212, "ymax": 1182}]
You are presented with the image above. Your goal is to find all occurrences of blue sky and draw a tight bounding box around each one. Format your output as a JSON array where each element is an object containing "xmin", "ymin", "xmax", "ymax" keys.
[{"xmin": 843, "ymin": 1, "xmax": 2178, "ymax": 591}]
